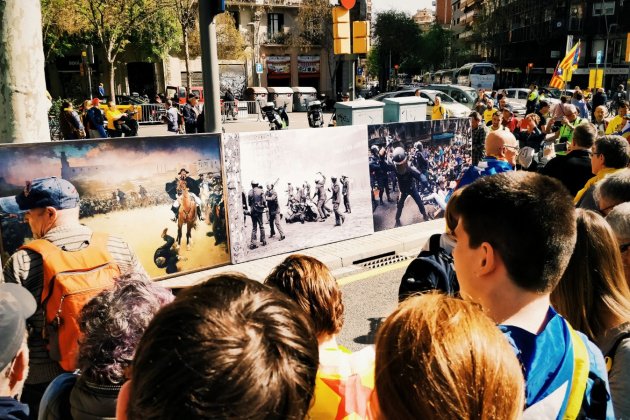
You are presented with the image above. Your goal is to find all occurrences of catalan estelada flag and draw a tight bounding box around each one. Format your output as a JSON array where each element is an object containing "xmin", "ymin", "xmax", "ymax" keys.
[
  {"xmin": 549, "ymin": 63, "xmax": 564, "ymax": 89},
  {"xmin": 559, "ymin": 41, "xmax": 581, "ymax": 81},
  {"xmin": 309, "ymin": 344, "xmax": 375, "ymax": 420}
]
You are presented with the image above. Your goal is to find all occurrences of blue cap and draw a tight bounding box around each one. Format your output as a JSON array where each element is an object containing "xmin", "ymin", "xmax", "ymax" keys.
[{"xmin": 9, "ymin": 177, "xmax": 80, "ymax": 212}]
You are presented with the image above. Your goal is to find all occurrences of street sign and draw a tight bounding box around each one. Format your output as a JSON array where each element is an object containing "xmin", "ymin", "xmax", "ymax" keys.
[
  {"xmin": 357, "ymin": 67, "xmax": 363, "ymax": 76},
  {"xmin": 596, "ymin": 50, "xmax": 603, "ymax": 65},
  {"xmin": 256, "ymin": 63, "xmax": 263, "ymax": 74}
]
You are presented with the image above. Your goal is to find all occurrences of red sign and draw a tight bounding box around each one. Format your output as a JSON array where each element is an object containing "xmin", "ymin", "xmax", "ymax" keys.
[{"xmin": 340, "ymin": 0, "xmax": 356, "ymax": 9}]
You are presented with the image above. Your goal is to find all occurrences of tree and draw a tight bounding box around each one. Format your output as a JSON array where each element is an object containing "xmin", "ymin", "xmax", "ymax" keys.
[
  {"xmin": 372, "ymin": 11, "xmax": 423, "ymax": 89},
  {"xmin": 77, "ymin": 0, "xmax": 177, "ymax": 101},
  {"xmin": 294, "ymin": 0, "xmax": 337, "ymax": 95},
  {"xmin": 216, "ymin": 12, "xmax": 247, "ymax": 60},
  {"xmin": 422, "ymin": 24, "xmax": 450, "ymax": 70},
  {"xmin": 41, "ymin": 0, "xmax": 88, "ymax": 62},
  {"xmin": 174, "ymin": 0, "xmax": 197, "ymax": 90}
]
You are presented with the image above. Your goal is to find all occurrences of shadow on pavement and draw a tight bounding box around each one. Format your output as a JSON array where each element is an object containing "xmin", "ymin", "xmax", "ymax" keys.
[{"xmin": 354, "ymin": 317, "xmax": 385, "ymax": 345}]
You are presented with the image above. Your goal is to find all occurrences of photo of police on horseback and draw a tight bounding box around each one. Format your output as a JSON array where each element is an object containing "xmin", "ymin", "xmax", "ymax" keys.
[{"xmin": 368, "ymin": 119, "xmax": 472, "ymax": 231}]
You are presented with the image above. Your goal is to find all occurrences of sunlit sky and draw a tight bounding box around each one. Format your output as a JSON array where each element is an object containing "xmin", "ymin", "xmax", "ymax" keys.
[{"xmin": 371, "ymin": 0, "xmax": 434, "ymax": 15}]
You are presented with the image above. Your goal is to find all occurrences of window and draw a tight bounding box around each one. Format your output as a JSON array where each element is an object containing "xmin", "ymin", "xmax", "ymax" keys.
[
  {"xmin": 518, "ymin": 91, "xmax": 528, "ymax": 100},
  {"xmin": 592, "ymin": 1, "xmax": 614, "ymax": 16},
  {"xmin": 267, "ymin": 13, "xmax": 284, "ymax": 36}
]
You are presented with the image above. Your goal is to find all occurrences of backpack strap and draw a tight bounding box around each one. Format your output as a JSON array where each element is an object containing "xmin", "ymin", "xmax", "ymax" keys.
[
  {"xmin": 564, "ymin": 323, "xmax": 590, "ymax": 420},
  {"xmin": 21, "ymin": 232, "xmax": 113, "ymax": 304},
  {"xmin": 605, "ymin": 332, "xmax": 630, "ymax": 372}
]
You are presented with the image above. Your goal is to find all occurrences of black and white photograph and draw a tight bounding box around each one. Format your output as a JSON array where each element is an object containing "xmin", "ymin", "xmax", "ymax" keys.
[
  {"xmin": 223, "ymin": 126, "xmax": 374, "ymax": 263},
  {"xmin": 0, "ymin": 135, "xmax": 229, "ymax": 279},
  {"xmin": 367, "ymin": 118, "xmax": 472, "ymax": 232}
]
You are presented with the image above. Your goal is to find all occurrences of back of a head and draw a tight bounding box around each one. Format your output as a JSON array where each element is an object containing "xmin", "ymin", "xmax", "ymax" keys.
[
  {"xmin": 594, "ymin": 168, "xmax": 630, "ymax": 208},
  {"xmin": 551, "ymin": 209, "xmax": 630, "ymax": 338},
  {"xmin": 128, "ymin": 274, "xmax": 318, "ymax": 420},
  {"xmin": 595, "ymin": 136, "xmax": 630, "ymax": 169},
  {"xmin": 374, "ymin": 293, "xmax": 524, "ymax": 420},
  {"xmin": 457, "ymin": 172, "xmax": 576, "ymax": 292},
  {"xmin": 265, "ymin": 254, "xmax": 344, "ymax": 338},
  {"xmin": 77, "ymin": 273, "xmax": 173, "ymax": 385},
  {"xmin": 606, "ymin": 201, "xmax": 630, "ymax": 241},
  {"xmin": 572, "ymin": 123, "xmax": 596, "ymax": 148}
]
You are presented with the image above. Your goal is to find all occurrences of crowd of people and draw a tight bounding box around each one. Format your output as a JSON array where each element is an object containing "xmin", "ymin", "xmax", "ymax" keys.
[
  {"xmin": 1, "ymin": 104, "xmax": 630, "ymax": 419},
  {"xmin": 57, "ymin": 99, "xmax": 141, "ymax": 140}
]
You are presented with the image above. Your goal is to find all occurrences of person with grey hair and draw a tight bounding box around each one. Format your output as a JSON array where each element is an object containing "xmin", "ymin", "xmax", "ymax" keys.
[
  {"xmin": 606, "ymin": 202, "xmax": 630, "ymax": 288},
  {"xmin": 0, "ymin": 284, "xmax": 36, "ymax": 419},
  {"xmin": 38, "ymin": 274, "xmax": 173, "ymax": 420},
  {"xmin": 594, "ymin": 168, "xmax": 630, "ymax": 216},
  {"xmin": 546, "ymin": 103, "xmax": 587, "ymax": 154},
  {"xmin": 576, "ymin": 136, "xmax": 630, "ymax": 209}
]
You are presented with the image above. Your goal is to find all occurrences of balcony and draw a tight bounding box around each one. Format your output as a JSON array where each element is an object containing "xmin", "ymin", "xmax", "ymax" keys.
[{"xmin": 262, "ymin": 31, "xmax": 293, "ymax": 45}]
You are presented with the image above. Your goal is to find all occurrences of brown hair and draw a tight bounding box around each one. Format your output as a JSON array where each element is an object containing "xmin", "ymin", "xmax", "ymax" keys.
[
  {"xmin": 265, "ymin": 254, "xmax": 344, "ymax": 337},
  {"xmin": 445, "ymin": 187, "xmax": 463, "ymax": 234},
  {"xmin": 374, "ymin": 293, "xmax": 525, "ymax": 420},
  {"xmin": 525, "ymin": 113, "xmax": 540, "ymax": 125},
  {"xmin": 551, "ymin": 209, "xmax": 630, "ymax": 338},
  {"xmin": 128, "ymin": 273, "xmax": 318, "ymax": 420}
]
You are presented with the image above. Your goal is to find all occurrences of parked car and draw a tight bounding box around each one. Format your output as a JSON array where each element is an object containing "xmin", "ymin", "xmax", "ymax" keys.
[
  {"xmin": 373, "ymin": 89, "xmax": 470, "ymax": 119},
  {"xmin": 502, "ymin": 88, "xmax": 561, "ymax": 107},
  {"xmin": 166, "ymin": 85, "xmax": 205, "ymax": 105},
  {"xmin": 426, "ymin": 84, "xmax": 479, "ymax": 109}
]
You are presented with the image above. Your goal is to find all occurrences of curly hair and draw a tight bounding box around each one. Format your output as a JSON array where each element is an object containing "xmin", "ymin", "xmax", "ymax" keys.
[{"xmin": 77, "ymin": 273, "xmax": 174, "ymax": 385}]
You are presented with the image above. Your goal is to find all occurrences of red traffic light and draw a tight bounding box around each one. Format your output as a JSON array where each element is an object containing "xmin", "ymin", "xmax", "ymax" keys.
[
  {"xmin": 394, "ymin": 64, "xmax": 399, "ymax": 70},
  {"xmin": 340, "ymin": 0, "xmax": 356, "ymax": 9}
]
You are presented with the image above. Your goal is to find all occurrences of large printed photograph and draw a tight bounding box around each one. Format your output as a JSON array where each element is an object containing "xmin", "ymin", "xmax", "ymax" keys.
[
  {"xmin": 0, "ymin": 135, "xmax": 229, "ymax": 278},
  {"xmin": 223, "ymin": 126, "xmax": 374, "ymax": 263},
  {"xmin": 368, "ymin": 118, "xmax": 472, "ymax": 232}
]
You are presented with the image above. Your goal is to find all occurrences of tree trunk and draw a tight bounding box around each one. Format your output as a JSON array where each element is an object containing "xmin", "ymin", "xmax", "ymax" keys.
[
  {"xmin": 108, "ymin": 60, "xmax": 116, "ymax": 102},
  {"xmin": 183, "ymin": 28, "xmax": 192, "ymax": 92},
  {"xmin": 0, "ymin": 0, "xmax": 51, "ymax": 142}
]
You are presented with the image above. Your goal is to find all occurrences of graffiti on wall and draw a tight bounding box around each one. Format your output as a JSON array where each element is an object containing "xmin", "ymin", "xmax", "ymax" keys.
[{"xmin": 219, "ymin": 63, "xmax": 247, "ymax": 98}]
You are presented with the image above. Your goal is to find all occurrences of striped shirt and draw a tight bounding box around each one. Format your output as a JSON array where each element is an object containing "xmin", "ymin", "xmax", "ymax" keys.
[{"xmin": 1, "ymin": 223, "xmax": 147, "ymax": 384}]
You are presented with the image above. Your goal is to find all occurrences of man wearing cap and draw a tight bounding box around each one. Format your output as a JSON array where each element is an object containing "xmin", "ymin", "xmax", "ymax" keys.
[
  {"xmin": 0, "ymin": 177, "xmax": 147, "ymax": 416},
  {"xmin": 501, "ymin": 104, "xmax": 519, "ymax": 132},
  {"xmin": 182, "ymin": 93, "xmax": 201, "ymax": 134},
  {"xmin": 341, "ymin": 175, "xmax": 351, "ymax": 213},
  {"xmin": 86, "ymin": 98, "xmax": 107, "ymax": 139},
  {"xmin": 0, "ymin": 283, "xmax": 36, "ymax": 419},
  {"xmin": 247, "ymin": 181, "xmax": 266, "ymax": 249},
  {"xmin": 165, "ymin": 169, "xmax": 204, "ymax": 222},
  {"xmin": 329, "ymin": 177, "xmax": 344, "ymax": 227}
]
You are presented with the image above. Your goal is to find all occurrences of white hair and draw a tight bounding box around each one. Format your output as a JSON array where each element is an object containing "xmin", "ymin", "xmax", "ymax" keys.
[{"xmin": 606, "ymin": 202, "xmax": 630, "ymax": 240}]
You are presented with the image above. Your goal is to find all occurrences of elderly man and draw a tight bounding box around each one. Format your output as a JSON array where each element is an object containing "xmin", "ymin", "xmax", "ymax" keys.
[
  {"xmin": 576, "ymin": 135, "xmax": 630, "ymax": 209},
  {"xmin": 593, "ymin": 105, "xmax": 609, "ymax": 136},
  {"xmin": 453, "ymin": 130, "xmax": 517, "ymax": 191},
  {"xmin": 0, "ymin": 177, "xmax": 147, "ymax": 417},
  {"xmin": 453, "ymin": 172, "xmax": 613, "ymax": 418},
  {"xmin": 539, "ymin": 123, "xmax": 596, "ymax": 196},
  {"xmin": 606, "ymin": 202, "xmax": 630, "ymax": 287},
  {"xmin": 0, "ymin": 283, "xmax": 36, "ymax": 419},
  {"xmin": 546, "ymin": 103, "xmax": 587, "ymax": 154},
  {"xmin": 593, "ymin": 168, "xmax": 630, "ymax": 216}
]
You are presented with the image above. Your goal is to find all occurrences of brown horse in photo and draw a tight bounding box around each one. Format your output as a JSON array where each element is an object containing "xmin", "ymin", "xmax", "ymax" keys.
[{"xmin": 177, "ymin": 179, "xmax": 197, "ymax": 250}]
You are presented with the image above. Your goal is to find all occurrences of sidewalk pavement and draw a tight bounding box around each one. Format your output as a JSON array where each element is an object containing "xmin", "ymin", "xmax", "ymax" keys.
[
  {"xmin": 157, "ymin": 218, "xmax": 445, "ymax": 289},
  {"xmin": 139, "ymin": 111, "xmax": 321, "ymax": 137}
]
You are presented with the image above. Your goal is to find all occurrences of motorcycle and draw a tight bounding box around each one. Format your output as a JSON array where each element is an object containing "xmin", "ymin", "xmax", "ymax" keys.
[
  {"xmin": 307, "ymin": 100, "xmax": 324, "ymax": 128},
  {"xmin": 261, "ymin": 102, "xmax": 289, "ymax": 130}
]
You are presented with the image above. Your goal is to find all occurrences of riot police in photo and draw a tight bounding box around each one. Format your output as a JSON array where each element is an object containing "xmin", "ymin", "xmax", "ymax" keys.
[
  {"xmin": 388, "ymin": 146, "xmax": 431, "ymax": 227},
  {"xmin": 341, "ymin": 175, "xmax": 351, "ymax": 213},
  {"xmin": 265, "ymin": 182, "xmax": 285, "ymax": 241},
  {"xmin": 313, "ymin": 172, "xmax": 332, "ymax": 222},
  {"xmin": 247, "ymin": 181, "xmax": 267, "ymax": 249},
  {"xmin": 329, "ymin": 177, "xmax": 345, "ymax": 227},
  {"xmin": 369, "ymin": 145, "xmax": 393, "ymax": 208}
]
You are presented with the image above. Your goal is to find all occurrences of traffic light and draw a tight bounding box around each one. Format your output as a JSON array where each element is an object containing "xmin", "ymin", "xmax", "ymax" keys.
[
  {"xmin": 352, "ymin": 21, "xmax": 370, "ymax": 54},
  {"xmin": 332, "ymin": 6, "xmax": 350, "ymax": 55}
]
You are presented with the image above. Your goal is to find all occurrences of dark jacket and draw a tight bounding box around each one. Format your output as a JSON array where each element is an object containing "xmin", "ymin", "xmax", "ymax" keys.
[
  {"xmin": 591, "ymin": 92, "xmax": 608, "ymax": 110},
  {"xmin": 181, "ymin": 103, "xmax": 199, "ymax": 134},
  {"xmin": 539, "ymin": 149, "xmax": 593, "ymax": 197},
  {"xmin": 59, "ymin": 110, "xmax": 84, "ymax": 140},
  {"xmin": 0, "ymin": 397, "xmax": 29, "ymax": 420}
]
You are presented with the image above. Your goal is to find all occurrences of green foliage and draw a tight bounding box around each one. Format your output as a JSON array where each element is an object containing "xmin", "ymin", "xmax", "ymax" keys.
[{"xmin": 422, "ymin": 23, "xmax": 450, "ymax": 70}]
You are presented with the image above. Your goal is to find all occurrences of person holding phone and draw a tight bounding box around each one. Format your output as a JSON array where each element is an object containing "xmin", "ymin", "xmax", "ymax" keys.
[{"xmin": 545, "ymin": 104, "xmax": 586, "ymax": 155}]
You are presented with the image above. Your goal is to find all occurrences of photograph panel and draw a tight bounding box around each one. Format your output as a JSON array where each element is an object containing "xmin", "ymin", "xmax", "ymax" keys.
[
  {"xmin": 367, "ymin": 118, "xmax": 472, "ymax": 232},
  {"xmin": 0, "ymin": 135, "xmax": 229, "ymax": 279},
  {"xmin": 224, "ymin": 126, "xmax": 375, "ymax": 263}
]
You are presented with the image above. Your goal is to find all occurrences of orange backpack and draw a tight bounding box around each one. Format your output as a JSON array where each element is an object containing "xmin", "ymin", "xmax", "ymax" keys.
[{"xmin": 20, "ymin": 232, "xmax": 120, "ymax": 371}]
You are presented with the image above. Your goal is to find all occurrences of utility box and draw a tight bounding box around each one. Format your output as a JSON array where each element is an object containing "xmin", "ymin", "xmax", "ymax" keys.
[
  {"xmin": 267, "ymin": 87, "xmax": 294, "ymax": 112},
  {"xmin": 292, "ymin": 87, "xmax": 318, "ymax": 112},
  {"xmin": 334, "ymin": 100, "xmax": 384, "ymax": 126},
  {"xmin": 383, "ymin": 97, "xmax": 428, "ymax": 123},
  {"xmin": 244, "ymin": 87, "xmax": 268, "ymax": 105}
]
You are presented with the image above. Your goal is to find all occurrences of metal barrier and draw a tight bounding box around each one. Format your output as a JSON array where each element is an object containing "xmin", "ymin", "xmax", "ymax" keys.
[
  {"xmin": 222, "ymin": 101, "xmax": 262, "ymax": 121},
  {"xmin": 138, "ymin": 104, "xmax": 167, "ymax": 124}
]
